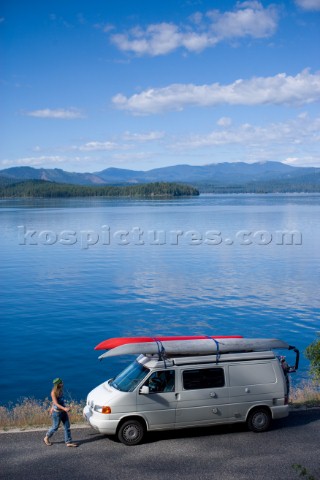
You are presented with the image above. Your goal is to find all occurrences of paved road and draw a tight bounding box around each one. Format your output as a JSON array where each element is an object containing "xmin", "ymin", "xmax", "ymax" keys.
[{"xmin": 1, "ymin": 410, "xmax": 319, "ymax": 480}]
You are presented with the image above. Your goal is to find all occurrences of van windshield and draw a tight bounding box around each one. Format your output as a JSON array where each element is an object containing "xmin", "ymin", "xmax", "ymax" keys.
[{"xmin": 110, "ymin": 361, "xmax": 149, "ymax": 392}]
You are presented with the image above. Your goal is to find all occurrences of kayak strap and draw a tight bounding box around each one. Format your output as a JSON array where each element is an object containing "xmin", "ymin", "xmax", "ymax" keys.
[
  {"xmin": 207, "ymin": 336, "xmax": 220, "ymax": 364},
  {"xmin": 153, "ymin": 338, "xmax": 167, "ymax": 367}
]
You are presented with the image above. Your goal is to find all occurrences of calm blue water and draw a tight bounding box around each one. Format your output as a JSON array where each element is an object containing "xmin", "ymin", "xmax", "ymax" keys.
[{"xmin": 0, "ymin": 194, "xmax": 319, "ymax": 405}]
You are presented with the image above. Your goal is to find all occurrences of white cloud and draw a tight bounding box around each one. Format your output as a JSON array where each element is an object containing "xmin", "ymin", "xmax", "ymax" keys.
[
  {"xmin": 24, "ymin": 108, "xmax": 85, "ymax": 119},
  {"xmin": 110, "ymin": 1, "xmax": 278, "ymax": 56},
  {"xmin": 171, "ymin": 114, "xmax": 320, "ymax": 152},
  {"xmin": 102, "ymin": 23, "xmax": 115, "ymax": 33},
  {"xmin": 111, "ymin": 23, "xmax": 187, "ymax": 56},
  {"xmin": 0, "ymin": 155, "xmax": 98, "ymax": 170},
  {"xmin": 3, "ymin": 113, "xmax": 320, "ymax": 169},
  {"xmin": 72, "ymin": 132, "xmax": 165, "ymax": 153},
  {"xmin": 283, "ymin": 156, "xmax": 320, "ymax": 166},
  {"xmin": 165, "ymin": 114, "xmax": 320, "ymax": 166},
  {"xmin": 123, "ymin": 131, "xmax": 165, "ymax": 142},
  {"xmin": 111, "ymin": 152, "xmax": 153, "ymax": 162},
  {"xmin": 74, "ymin": 141, "xmax": 119, "ymax": 152},
  {"xmin": 207, "ymin": 1, "xmax": 278, "ymax": 40},
  {"xmin": 295, "ymin": 0, "xmax": 320, "ymax": 11},
  {"xmin": 94, "ymin": 22, "xmax": 115, "ymax": 33},
  {"xmin": 217, "ymin": 117, "xmax": 232, "ymax": 127},
  {"xmin": 112, "ymin": 69, "xmax": 320, "ymax": 115},
  {"xmin": 283, "ymin": 157, "xmax": 300, "ymax": 165},
  {"xmin": 1, "ymin": 156, "xmax": 67, "ymax": 167}
]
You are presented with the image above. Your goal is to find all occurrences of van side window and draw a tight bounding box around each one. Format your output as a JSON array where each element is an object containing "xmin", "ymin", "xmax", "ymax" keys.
[
  {"xmin": 183, "ymin": 368, "xmax": 225, "ymax": 390},
  {"xmin": 145, "ymin": 370, "xmax": 175, "ymax": 393}
]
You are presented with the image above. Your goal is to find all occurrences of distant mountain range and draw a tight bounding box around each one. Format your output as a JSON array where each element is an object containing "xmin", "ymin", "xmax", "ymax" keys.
[{"xmin": 1, "ymin": 162, "xmax": 320, "ymax": 192}]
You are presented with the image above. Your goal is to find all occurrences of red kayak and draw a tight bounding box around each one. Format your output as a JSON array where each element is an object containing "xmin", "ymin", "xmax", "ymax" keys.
[{"xmin": 95, "ymin": 335, "xmax": 243, "ymax": 350}]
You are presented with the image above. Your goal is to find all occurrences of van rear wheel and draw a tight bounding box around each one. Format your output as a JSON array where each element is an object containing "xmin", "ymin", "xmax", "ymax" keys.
[
  {"xmin": 247, "ymin": 408, "xmax": 271, "ymax": 432},
  {"xmin": 117, "ymin": 419, "xmax": 145, "ymax": 446}
]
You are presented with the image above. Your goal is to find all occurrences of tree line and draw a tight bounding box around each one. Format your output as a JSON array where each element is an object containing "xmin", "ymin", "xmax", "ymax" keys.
[
  {"xmin": 0, "ymin": 179, "xmax": 199, "ymax": 198},
  {"xmin": 195, "ymin": 182, "xmax": 320, "ymax": 193}
]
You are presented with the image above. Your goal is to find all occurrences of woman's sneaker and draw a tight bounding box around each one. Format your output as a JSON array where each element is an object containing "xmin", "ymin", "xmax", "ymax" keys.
[
  {"xmin": 43, "ymin": 436, "xmax": 52, "ymax": 446},
  {"xmin": 66, "ymin": 442, "xmax": 78, "ymax": 447}
]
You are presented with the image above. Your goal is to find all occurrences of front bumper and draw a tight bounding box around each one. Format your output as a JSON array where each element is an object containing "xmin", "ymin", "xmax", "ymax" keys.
[{"xmin": 83, "ymin": 405, "xmax": 119, "ymax": 435}]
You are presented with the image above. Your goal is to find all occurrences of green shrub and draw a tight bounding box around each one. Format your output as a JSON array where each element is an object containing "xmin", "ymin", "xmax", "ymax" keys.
[{"xmin": 305, "ymin": 334, "xmax": 320, "ymax": 384}]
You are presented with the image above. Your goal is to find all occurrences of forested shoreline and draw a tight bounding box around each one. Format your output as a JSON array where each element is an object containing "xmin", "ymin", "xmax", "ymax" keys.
[
  {"xmin": 195, "ymin": 182, "xmax": 320, "ymax": 193},
  {"xmin": 1, "ymin": 177, "xmax": 319, "ymax": 197},
  {"xmin": 0, "ymin": 179, "xmax": 199, "ymax": 198}
]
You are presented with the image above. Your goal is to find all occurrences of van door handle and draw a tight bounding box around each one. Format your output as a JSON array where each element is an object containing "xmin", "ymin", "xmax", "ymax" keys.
[
  {"xmin": 210, "ymin": 392, "xmax": 217, "ymax": 398},
  {"xmin": 175, "ymin": 393, "xmax": 180, "ymax": 400},
  {"xmin": 245, "ymin": 388, "xmax": 250, "ymax": 393}
]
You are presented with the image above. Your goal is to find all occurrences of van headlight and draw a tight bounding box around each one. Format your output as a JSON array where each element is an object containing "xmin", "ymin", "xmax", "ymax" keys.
[{"xmin": 94, "ymin": 405, "xmax": 112, "ymax": 414}]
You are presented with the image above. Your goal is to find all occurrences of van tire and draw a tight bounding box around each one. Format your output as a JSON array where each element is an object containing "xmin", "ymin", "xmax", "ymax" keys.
[
  {"xmin": 247, "ymin": 408, "xmax": 271, "ymax": 432},
  {"xmin": 117, "ymin": 419, "xmax": 145, "ymax": 446}
]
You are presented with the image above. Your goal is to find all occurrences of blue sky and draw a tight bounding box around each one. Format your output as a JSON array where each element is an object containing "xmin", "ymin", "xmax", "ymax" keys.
[{"xmin": 1, "ymin": 0, "xmax": 320, "ymax": 172}]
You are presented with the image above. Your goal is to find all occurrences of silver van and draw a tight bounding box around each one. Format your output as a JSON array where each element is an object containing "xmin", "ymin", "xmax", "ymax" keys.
[{"xmin": 83, "ymin": 348, "xmax": 299, "ymax": 445}]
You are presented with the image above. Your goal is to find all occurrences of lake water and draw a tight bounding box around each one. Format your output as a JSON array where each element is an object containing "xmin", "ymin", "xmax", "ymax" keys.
[{"xmin": 0, "ymin": 194, "xmax": 319, "ymax": 405}]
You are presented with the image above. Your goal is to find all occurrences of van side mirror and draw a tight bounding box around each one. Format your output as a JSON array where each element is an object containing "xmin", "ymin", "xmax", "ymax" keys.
[{"xmin": 140, "ymin": 385, "xmax": 149, "ymax": 395}]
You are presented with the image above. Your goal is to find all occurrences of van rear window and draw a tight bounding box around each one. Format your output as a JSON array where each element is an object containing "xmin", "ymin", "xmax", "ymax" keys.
[{"xmin": 183, "ymin": 368, "xmax": 225, "ymax": 390}]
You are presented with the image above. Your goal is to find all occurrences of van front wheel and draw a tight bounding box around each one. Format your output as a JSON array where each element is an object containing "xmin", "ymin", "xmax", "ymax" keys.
[
  {"xmin": 117, "ymin": 419, "xmax": 145, "ymax": 446},
  {"xmin": 247, "ymin": 408, "xmax": 271, "ymax": 432}
]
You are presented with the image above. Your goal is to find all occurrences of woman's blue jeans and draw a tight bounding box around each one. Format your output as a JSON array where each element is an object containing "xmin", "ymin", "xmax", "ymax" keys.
[{"xmin": 46, "ymin": 411, "xmax": 72, "ymax": 443}]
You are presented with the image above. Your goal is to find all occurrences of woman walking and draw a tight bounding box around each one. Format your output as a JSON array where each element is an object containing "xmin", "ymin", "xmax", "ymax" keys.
[{"xmin": 44, "ymin": 378, "xmax": 78, "ymax": 447}]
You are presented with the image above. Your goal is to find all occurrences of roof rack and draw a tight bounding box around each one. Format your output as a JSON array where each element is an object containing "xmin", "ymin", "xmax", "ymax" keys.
[
  {"xmin": 139, "ymin": 351, "xmax": 276, "ymax": 368},
  {"xmin": 172, "ymin": 351, "xmax": 275, "ymax": 365}
]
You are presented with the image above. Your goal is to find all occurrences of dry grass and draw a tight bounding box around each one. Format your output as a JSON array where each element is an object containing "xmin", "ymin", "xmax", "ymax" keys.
[
  {"xmin": 0, "ymin": 398, "xmax": 85, "ymax": 430},
  {"xmin": 290, "ymin": 381, "xmax": 320, "ymax": 407}
]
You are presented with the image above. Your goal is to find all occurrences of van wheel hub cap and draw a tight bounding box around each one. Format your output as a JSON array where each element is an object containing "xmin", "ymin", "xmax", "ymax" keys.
[
  {"xmin": 124, "ymin": 425, "xmax": 139, "ymax": 440},
  {"xmin": 254, "ymin": 413, "xmax": 267, "ymax": 427}
]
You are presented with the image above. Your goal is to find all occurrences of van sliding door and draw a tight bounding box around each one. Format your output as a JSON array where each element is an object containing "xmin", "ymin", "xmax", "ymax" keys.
[{"xmin": 175, "ymin": 367, "xmax": 230, "ymax": 428}]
